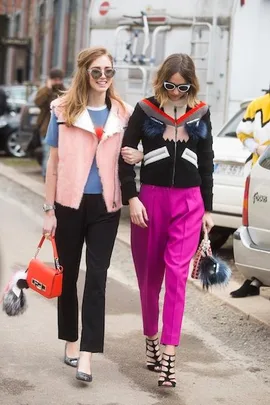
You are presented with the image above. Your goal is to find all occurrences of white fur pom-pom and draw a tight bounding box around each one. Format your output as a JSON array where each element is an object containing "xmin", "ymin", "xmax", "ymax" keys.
[{"xmin": 1, "ymin": 269, "xmax": 28, "ymax": 316}]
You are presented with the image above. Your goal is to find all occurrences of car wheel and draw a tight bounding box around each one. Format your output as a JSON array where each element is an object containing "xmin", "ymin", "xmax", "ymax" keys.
[
  {"xmin": 5, "ymin": 130, "xmax": 26, "ymax": 158},
  {"xmin": 209, "ymin": 226, "xmax": 232, "ymax": 251}
]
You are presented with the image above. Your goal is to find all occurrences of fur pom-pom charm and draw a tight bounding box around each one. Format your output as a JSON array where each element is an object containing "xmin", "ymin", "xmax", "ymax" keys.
[
  {"xmin": 185, "ymin": 118, "xmax": 207, "ymax": 140},
  {"xmin": 199, "ymin": 255, "xmax": 231, "ymax": 290},
  {"xmin": 143, "ymin": 116, "xmax": 166, "ymax": 138},
  {"xmin": 1, "ymin": 270, "xmax": 28, "ymax": 316},
  {"xmin": 191, "ymin": 231, "xmax": 231, "ymax": 289}
]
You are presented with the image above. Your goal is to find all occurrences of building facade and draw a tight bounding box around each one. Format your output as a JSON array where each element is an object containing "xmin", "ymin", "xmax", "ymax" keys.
[{"xmin": 0, "ymin": 0, "xmax": 91, "ymax": 85}]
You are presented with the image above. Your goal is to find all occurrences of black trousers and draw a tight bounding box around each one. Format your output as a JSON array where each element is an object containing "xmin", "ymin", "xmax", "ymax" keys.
[{"xmin": 55, "ymin": 194, "xmax": 120, "ymax": 353}]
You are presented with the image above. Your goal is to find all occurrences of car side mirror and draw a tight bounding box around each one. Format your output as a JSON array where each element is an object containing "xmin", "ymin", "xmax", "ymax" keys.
[{"xmin": 225, "ymin": 132, "xmax": 236, "ymax": 138}]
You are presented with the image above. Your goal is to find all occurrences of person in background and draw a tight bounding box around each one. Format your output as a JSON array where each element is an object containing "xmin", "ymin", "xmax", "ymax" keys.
[
  {"xmin": 119, "ymin": 53, "xmax": 214, "ymax": 388},
  {"xmin": 43, "ymin": 47, "xmax": 141, "ymax": 384},
  {"xmin": 34, "ymin": 68, "xmax": 65, "ymax": 178},
  {"xmin": 230, "ymin": 90, "xmax": 270, "ymax": 298}
]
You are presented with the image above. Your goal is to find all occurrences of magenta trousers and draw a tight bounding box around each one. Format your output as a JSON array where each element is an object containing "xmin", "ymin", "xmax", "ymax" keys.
[{"xmin": 131, "ymin": 185, "xmax": 204, "ymax": 346}]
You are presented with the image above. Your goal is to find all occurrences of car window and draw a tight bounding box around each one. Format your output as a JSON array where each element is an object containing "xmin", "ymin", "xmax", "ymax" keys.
[
  {"xmin": 9, "ymin": 87, "xmax": 27, "ymax": 100},
  {"xmin": 261, "ymin": 158, "xmax": 270, "ymax": 170},
  {"xmin": 260, "ymin": 148, "xmax": 270, "ymax": 170},
  {"xmin": 2, "ymin": 86, "xmax": 37, "ymax": 102},
  {"xmin": 217, "ymin": 108, "xmax": 246, "ymax": 138}
]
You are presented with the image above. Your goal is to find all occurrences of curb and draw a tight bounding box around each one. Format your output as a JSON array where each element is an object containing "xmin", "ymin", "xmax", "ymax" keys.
[
  {"xmin": 1, "ymin": 161, "xmax": 270, "ymax": 328},
  {"xmin": 0, "ymin": 162, "xmax": 44, "ymax": 198}
]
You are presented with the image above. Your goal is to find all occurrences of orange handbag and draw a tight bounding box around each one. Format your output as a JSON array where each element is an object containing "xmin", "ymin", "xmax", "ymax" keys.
[{"xmin": 26, "ymin": 235, "xmax": 63, "ymax": 299}]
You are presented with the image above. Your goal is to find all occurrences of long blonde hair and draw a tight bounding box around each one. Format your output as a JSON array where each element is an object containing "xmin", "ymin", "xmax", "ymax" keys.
[
  {"xmin": 153, "ymin": 53, "xmax": 200, "ymax": 108},
  {"xmin": 60, "ymin": 47, "xmax": 125, "ymax": 126}
]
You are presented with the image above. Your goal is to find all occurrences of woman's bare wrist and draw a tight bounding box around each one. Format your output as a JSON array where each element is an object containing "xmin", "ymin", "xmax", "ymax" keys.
[{"xmin": 45, "ymin": 210, "xmax": 55, "ymax": 217}]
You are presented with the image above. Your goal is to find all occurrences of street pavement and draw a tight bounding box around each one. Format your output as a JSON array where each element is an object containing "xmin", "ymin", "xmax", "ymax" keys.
[{"xmin": 1, "ymin": 172, "xmax": 270, "ymax": 405}]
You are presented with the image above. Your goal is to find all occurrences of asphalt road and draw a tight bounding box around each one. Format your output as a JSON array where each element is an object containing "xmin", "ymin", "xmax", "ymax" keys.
[{"xmin": 0, "ymin": 174, "xmax": 270, "ymax": 405}]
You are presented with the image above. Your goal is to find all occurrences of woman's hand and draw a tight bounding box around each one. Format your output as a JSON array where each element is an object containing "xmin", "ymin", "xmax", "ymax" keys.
[
  {"xmin": 121, "ymin": 147, "xmax": 143, "ymax": 165},
  {"xmin": 129, "ymin": 197, "xmax": 148, "ymax": 228},
  {"xmin": 202, "ymin": 212, "xmax": 214, "ymax": 234},
  {"xmin": 43, "ymin": 211, "xmax": 57, "ymax": 237}
]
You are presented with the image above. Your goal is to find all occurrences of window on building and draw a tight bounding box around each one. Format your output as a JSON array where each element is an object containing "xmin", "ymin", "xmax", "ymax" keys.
[
  {"xmin": 66, "ymin": 0, "xmax": 77, "ymax": 77},
  {"xmin": 14, "ymin": 13, "xmax": 21, "ymax": 37},
  {"xmin": 51, "ymin": 0, "xmax": 62, "ymax": 68},
  {"xmin": 38, "ymin": 3, "xmax": 46, "ymax": 77}
]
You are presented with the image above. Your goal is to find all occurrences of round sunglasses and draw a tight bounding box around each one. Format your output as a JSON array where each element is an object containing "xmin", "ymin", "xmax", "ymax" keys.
[
  {"xmin": 87, "ymin": 68, "xmax": 116, "ymax": 80},
  {"xmin": 164, "ymin": 81, "xmax": 191, "ymax": 93}
]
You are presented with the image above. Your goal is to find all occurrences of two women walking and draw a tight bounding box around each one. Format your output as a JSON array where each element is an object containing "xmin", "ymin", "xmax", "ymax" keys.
[{"xmin": 43, "ymin": 47, "xmax": 214, "ymax": 387}]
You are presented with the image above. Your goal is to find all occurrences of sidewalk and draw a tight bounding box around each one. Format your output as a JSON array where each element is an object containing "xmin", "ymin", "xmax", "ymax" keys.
[{"xmin": 1, "ymin": 160, "xmax": 270, "ymax": 328}]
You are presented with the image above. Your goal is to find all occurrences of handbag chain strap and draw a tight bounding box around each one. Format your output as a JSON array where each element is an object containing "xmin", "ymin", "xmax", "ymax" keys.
[
  {"xmin": 201, "ymin": 231, "xmax": 212, "ymax": 256},
  {"xmin": 34, "ymin": 236, "xmax": 63, "ymax": 272}
]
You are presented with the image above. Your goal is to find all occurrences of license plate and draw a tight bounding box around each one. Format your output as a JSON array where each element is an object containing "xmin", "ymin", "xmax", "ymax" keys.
[{"xmin": 214, "ymin": 163, "xmax": 244, "ymax": 176}]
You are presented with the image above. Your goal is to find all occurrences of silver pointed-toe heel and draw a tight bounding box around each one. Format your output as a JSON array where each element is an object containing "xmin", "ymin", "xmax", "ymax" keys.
[
  {"xmin": 64, "ymin": 343, "xmax": 78, "ymax": 368},
  {"xmin": 76, "ymin": 370, "xmax": 93, "ymax": 383}
]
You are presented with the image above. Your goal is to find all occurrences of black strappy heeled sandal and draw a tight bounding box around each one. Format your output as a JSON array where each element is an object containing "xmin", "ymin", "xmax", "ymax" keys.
[
  {"xmin": 145, "ymin": 337, "xmax": 162, "ymax": 372},
  {"xmin": 158, "ymin": 353, "xmax": 176, "ymax": 388}
]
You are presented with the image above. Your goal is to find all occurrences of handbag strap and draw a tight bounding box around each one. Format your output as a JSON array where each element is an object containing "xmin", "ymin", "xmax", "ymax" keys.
[
  {"xmin": 34, "ymin": 236, "xmax": 63, "ymax": 272},
  {"xmin": 191, "ymin": 230, "xmax": 212, "ymax": 279},
  {"xmin": 201, "ymin": 230, "xmax": 212, "ymax": 255}
]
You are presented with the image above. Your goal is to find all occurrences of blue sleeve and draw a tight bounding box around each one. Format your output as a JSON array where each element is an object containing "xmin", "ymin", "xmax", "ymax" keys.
[{"xmin": 45, "ymin": 111, "xmax": 59, "ymax": 147}]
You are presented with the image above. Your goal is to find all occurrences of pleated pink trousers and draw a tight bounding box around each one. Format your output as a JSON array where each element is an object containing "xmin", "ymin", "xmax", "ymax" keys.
[{"xmin": 131, "ymin": 185, "xmax": 204, "ymax": 346}]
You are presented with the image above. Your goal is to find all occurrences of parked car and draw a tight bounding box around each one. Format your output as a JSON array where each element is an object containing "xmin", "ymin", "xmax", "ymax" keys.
[
  {"xmin": 233, "ymin": 147, "xmax": 270, "ymax": 286},
  {"xmin": 0, "ymin": 85, "xmax": 37, "ymax": 157},
  {"xmin": 211, "ymin": 100, "xmax": 251, "ymax": 249},
  {"xmin": 17, "ymin": 90, "xmax": 40, "ymax": 153},
  {"xmin": 0, "ymin": 85, "xmax": 36, "ymax": 113},
  {"xmin": 0, "ymin": 111, "xmax": 25, "ymax": 157}
]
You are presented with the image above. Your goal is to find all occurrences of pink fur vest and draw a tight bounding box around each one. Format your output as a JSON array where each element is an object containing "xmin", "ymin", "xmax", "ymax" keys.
[{"xmin": 51, "ymin": 97, "xmax": 133, "ymax": 212}]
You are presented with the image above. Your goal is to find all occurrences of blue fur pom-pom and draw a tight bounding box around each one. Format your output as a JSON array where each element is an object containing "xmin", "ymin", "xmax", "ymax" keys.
[
  {"xmin": 185, "ymin": 119, "xmax": 207, "ymax": 140},
  {"xmin": 198, "ymin": 255, "xmax": 231, "ymax": 290},
  {"xmin": 143, "ymin": 117, "xmax": 166, "ymax": 138}
]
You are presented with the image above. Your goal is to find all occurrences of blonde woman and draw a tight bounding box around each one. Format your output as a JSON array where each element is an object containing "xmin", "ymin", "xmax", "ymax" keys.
[
  {"xmin": 120, "ymin": 53, "xmax": 214, "ymax": 387},
  {"xmin": 43, "ymin": 47, "xmax": 141, "ymax": 383}
]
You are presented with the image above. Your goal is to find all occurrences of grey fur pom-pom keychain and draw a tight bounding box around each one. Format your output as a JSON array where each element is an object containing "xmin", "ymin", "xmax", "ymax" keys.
[{"xmin": 1, "ymin": 270, "xmax": 28, "ymax": 316}]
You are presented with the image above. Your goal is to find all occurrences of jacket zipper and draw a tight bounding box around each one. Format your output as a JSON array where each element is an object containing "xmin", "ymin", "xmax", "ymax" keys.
[
  {"xmin": 171, "ymin": 106, "xmax": 178, "ymax": 186},
  {"xmin": 113, "ymin": 131, "xmax": 123, "ymax": 210},
  {"xmin": 96, "ymin": 131, "xmax": 117, "ymax": 210},
  {"xmin": 112, "ymin": 175, "xmax": 117, "ymax": 209},
  {"xmin": 112, "ymin": 160, "xmax": 117, "ymax": 209}
]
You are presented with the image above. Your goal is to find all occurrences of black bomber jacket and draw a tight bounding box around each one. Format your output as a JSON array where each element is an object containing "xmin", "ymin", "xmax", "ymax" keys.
[{"xmin": 119, "ymin": 96, "xmax": 214, "ymax": 211}]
